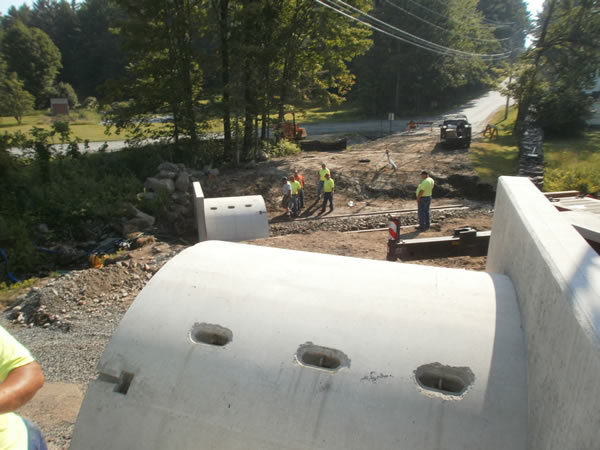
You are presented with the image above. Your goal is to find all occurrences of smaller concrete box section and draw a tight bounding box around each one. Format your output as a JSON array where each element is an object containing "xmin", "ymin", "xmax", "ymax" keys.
[
  {"xmin": 487, "ymin": 177, "xmax": 600, "ymax": 450},
  {"xmin": 71, "ymin": 241, "xmax": 527, "ymax": 450},
  {"xmin": 193, "ymin": 181, "xmax": 269, "ymax": 242}
]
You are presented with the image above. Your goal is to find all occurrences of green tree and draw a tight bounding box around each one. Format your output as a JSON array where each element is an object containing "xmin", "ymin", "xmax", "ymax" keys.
[
  {"xmin": 29, "ymin": 0, "xmax": 80, "ymax": 89},
  {"xmin": 43, "ymin": 81, "xmax": 79, "ymax": 108},
  {"xmin": 0, "ymin": 4, "xmax": 33, "ymax": 30},
  {"xmin": 352, "ymin": 0, "xmax": 517, "ymax": 115},
  {"xmin": 511, "ymin": 0, "xmax": 600, "ymax": 135},
  {"xmin": 0, "ymin": 21, "xmax": 62, "ymax": 107},
  {"xmin": 0, "ymin": 72, "xmax": 35, "ymax": 123},
  {"xmin": 104, "ymin": 0, "xmax": 205, "ymax": 148},
  {"xmin": 208, "ymin": 0, "xmax": 372, "ymax": 161},
  {"xmin": 72, "ymin": 0, "xmax": 127, "ymax": 98}
]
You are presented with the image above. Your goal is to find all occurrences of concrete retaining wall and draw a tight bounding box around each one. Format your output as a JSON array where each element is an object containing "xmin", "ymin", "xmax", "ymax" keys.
[{"xmin": 487, "ymin": 176, "xmax": 600, "ymax": 449}]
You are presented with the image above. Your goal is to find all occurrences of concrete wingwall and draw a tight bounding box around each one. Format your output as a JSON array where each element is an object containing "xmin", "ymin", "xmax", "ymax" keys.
[{"xmin": 486, "ymin": 177, "xmax": 600, "ymax": 449}]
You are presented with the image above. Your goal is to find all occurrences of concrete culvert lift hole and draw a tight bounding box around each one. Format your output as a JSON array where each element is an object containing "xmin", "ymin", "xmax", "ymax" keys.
[
  {"xmin": 415, "ymin": 363, "xmax": 474, "ymax": 396},
  {"xmin": 296, "ymin": 343, "xmax": 350, "ymax": 372},
  {"xmin": 97, "ymin": 371, "xmax": 134, "ymax": 395},
  {"xmin": 302, "ymin": 352, "xmax": 340, "ymax": 370},
  {"xmin": 190, "ymin": 323, "xmax": 233, "ymax": 347}
]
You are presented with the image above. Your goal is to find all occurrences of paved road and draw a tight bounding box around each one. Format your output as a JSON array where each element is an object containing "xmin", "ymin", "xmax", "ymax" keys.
[
  {"xmin": 304, "ymin": 88, "xmax": 512, "ymax": 139},
  {"xmin": 8, "ymin": 89, "xmax": 512, "ymax": 155}
]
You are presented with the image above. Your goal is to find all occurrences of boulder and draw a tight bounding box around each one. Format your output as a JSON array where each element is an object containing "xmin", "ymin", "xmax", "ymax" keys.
[
  {"xmin": 145, "ymin": 177, "xmax": 175, "ymax": 194},
  {"xmin": 157, "ymin": 162, "xmax": 180, "ymax": 173},
  {"xmin": 158, "ymin": 170, "xmax": 178, "ymax": 179},
  {"xmin": 175, "ymin": 172, "xmax": 191, "ymax": 193}
]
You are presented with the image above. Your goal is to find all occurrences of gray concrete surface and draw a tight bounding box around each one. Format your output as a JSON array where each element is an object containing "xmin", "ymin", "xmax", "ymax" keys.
[
  {"xmin": 71, "ymin": 241, "xmax": 527, "ymax": 450},
  {"xmin": 192, "ymin": 181, "xmax": 269, "ymax": 242},
  {"xmin": 487, "ymin": 176, "xmax": 600, "ymax": 450}
]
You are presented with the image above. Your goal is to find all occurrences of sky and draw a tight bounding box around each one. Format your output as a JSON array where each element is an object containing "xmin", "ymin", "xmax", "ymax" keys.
[{"xmin": 1, "ymin": 0, "xmax": 546, "ymax": 17}]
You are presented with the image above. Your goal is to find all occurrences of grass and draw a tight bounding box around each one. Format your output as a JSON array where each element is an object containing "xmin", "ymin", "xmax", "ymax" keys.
[
  {"xmin": 543, "ymin": 130, "xmax": 600, "ymax": 194},
  {"xmin": 468, "ymin": 105, "xmax": 600, "ymax": 194},
  {"xmin": 468, "ymin": 106, "xmax": 520, "ymax": 186},
  {"xmin": 0, "ymin": 110, "xmax": 127, "ymax": 142},
  {"xmin": 0, "ymin": 277, "xmax": 42, "ymax": 307},
  {"xmin": 1, "ymin": 102, "xmax": 365, "ymax": 143},
  {"xmin": 293, "ymin": 104, "xmax": 367, "ymax": 124}
]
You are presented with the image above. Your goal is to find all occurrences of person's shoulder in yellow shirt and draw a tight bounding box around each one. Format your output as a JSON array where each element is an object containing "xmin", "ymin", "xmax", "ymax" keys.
[
  {"xmin": 324, "ymin": 176, "xmax": 335, "ymax": 192},
  {"xmin": 319, "ymin": 163, "xmax": 330, "ymax": 181},
  {"xmin": 0, "ymin": 326, "xmax": 45, "ymax": 450},
  {"xmin": 291, "ymin": 179, "xmax": 301, "ymax": 195}
]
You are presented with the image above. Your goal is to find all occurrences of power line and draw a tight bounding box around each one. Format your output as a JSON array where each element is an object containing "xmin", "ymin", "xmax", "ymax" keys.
[
  {"xmin": 329, "ymin": 0, "xmax": 510, "ymax": 57},
  {"xmin": 383, "ymin": 0, "xmax": 510, "ymax": 43},
  {"xmin": 323, "ymin": 0, "xmax": 510, "ymax": 59},
  {"xmin": 318, "ymin": 0, "xmax": 510, "ymax": 60}
]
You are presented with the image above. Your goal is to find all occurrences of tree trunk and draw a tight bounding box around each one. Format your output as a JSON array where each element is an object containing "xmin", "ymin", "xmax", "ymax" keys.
[
  {"xmin": 514, "ymin": 0, "xmax": 557, "ymax": 134},
  {"xmin": 215, "ymin": 0, "xmax": 232, "ymax": 159}
]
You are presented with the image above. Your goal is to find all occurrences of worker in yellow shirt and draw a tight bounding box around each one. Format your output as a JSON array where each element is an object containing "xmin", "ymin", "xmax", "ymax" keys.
[
  {"xmin": 293, "ymin": 169, "xmax": 305, "ymax": 208},
  {"xmin": 316, "ymin": 163, "xmax": 330, "ymax": 201},
  {"xmin": 0, "ymin": 325, "xmax": 47, "ymax": 449},
  {"xmin": 416, "ymin": 170, "xmax": 435, "ymax": 231},
  {"xmin": 321, "ymin": 172, "xmax": 335, "ymax": 213},
  {"xmin": 290, "ymin": 176, "xmax": 302, "ymax": 217}
]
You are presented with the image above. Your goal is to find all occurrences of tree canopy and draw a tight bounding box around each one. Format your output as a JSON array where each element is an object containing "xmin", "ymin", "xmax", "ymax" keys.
[
  {"xmin": 510, "ymin": 0, "xmax": 600, "ymax": 135},
  {"xmin": 1, "ymin": 20, "xmax": 62, "ymax": 107}
]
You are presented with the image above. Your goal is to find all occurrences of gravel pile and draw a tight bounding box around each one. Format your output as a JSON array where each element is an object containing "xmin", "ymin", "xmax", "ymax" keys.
[{"xmin": 1, "ymin": 243, "xmax": 185, "ymax": 384}]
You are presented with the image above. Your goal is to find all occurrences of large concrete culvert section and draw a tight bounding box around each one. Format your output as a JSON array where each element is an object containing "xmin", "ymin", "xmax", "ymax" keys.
[
  {"xmin": 71, "ymin": 241, "xmax": 527, "ymax": 449},
  {"xmin": 193, "ymin": 181, "xmax": 269, "ymax": 242}
]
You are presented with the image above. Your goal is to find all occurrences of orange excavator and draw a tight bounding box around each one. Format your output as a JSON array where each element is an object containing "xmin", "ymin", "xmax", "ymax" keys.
[{"xmin": 278, "ymin": 112, "xmax": 307, "ymax": 141}]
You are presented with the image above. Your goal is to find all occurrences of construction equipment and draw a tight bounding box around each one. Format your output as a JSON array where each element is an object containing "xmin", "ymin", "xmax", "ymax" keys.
[
  {"xmin": 387, "ymin": 220, "xmax": 490, "ymax": 261},
  {"xmin": 407, "ymin": 121, "xmax": 434, "ymax": 131},
  {"xmin": 278, "ymin": 112, "xmax": 307, "ymax": 141},
  {"xmin": 440, "ymin": 114, "xmax": 471, "ymax": 148},
  {"xmin": 281, "ymin": 122, "xmax": 307, "ymax": 140}
]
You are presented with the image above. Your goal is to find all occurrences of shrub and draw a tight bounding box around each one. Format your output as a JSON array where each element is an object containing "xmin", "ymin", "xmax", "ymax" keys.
[
  {"xmin": 44, "ymin": 82, "xmax": 79, "ymax": 109},
  {"xmin": 81, "ymin": 96, "xmax": 98, "ymax": 109},
  {"xmin": 262, "ymin": 139, "xmax": 301, "ymax": 158},
  {"xmin": 545, "ymin": 167, "xmax": 600, "ymax": 195}
]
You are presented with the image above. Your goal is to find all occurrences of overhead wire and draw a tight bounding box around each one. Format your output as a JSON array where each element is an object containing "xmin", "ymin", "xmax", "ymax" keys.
[
  {"xmin": 383, "ymin": 0, "xmax": 510, "ymax": 43},
  {"xmin": 317, "ymin": 0, "xmax": 511, "ymax": 60},
  {"xmin": 329, "ymin": 0, "xmax": 511, "ymax": 56}
]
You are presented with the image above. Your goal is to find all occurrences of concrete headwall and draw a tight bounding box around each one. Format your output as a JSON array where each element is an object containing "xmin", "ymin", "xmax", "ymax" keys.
[
  {"xmin": 487, "ymin": 177, "xmax": 600, "ymax": 449},
  {"xmin": 192, "ymin": 181, "xmax": 269, "ymax": 242}
]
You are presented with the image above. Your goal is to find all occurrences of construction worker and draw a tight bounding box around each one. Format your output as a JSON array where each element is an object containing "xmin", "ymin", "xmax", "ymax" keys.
[
  {"xmin": 416, "ymin": 170, "xmax": 434, "ymax": 231},
  {"xmin": 294, "ymin": 169, "xmax": 305, "ymax": 208},
  {"xmin": 290, "ymin": 176, "xmax": 302, "ymax": 217},
  {"xmin": 316, "ymin": 163, "xmax": 330, "ymax": 201},
  {"xmin": 281, "ymin": 177, "xmax": 292, "ymax": 216},
  {"xmin": 0, "ymin": 325, "xmax": 47, "ymax": 449},
  {"xmin": 321, "ymin": 172, "xmax": 335, "ymax": 213}
]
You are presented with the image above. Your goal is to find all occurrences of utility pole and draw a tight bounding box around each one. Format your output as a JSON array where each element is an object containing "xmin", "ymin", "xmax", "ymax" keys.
[{"xmin": 504, "ymin": 32, "xmax": 515, "ymax": 121}]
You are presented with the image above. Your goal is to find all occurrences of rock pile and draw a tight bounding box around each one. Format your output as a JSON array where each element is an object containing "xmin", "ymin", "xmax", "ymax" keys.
[
  {"xmin": 136, "ymin": 162, "xmax": 198, "ymax": 235},
  {"xmin": 518, "ymin": 122, "xmax": 544, "ymax": 189},
  {"xmin": 136, "ymin": 162, "xmax": 222, "ymax": 235},
  {"xmin": 5, "ymin": 242, "xmax": 185, "ymax": 331}
]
